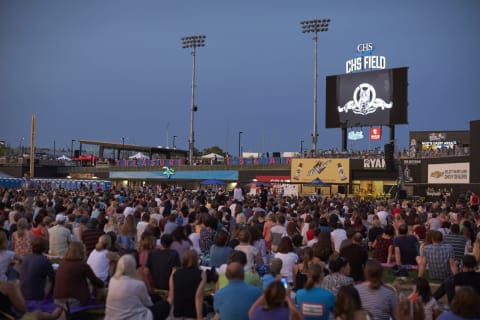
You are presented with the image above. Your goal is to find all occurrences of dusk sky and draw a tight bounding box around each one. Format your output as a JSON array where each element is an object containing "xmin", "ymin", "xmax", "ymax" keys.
[{"xmin": 1, "ymin": 0, "xmax": 479, "ymax": 156}]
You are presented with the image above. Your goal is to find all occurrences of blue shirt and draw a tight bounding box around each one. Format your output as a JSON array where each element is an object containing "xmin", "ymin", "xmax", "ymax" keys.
[
  {"xmin": 214, "ymin": 280, "xmax": 262, "ymax": 320},
  {"xmin": 262, "ymin": 274, "xmax": 276, "ymax": 290},
  {"xmin": 296, "ymin": 287, "xmax": 335, "ymax": 320}
]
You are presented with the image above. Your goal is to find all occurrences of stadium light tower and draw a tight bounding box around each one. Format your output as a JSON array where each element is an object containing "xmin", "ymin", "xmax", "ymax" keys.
[
  {"xmin": 300, "ymin": 18, "xmax": 330, "ymax": 155},
  {"xmin": 182, "ymin": 34, "xmax": 206, "ymax": 165}
]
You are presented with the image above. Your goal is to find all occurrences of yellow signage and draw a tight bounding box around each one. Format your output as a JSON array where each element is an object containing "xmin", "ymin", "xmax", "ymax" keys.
[{"xmin": 291, "ymin": 158, "xmax": 350, "ymax": 183}]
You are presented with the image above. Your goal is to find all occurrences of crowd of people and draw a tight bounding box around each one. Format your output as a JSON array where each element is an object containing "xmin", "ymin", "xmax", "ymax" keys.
[{"xmin": 0, "ymin": 179, "xmax": 480, "ymax": 320}]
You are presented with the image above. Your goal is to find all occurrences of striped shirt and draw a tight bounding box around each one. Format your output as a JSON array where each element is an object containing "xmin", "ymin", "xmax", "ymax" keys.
[
  {"xmin": 355, "ymin": 283, "xmax": 398, "ymax": 320},
  {"xmin": 443, "ymin": 234, "xmax": 466, "ymax": 261}
]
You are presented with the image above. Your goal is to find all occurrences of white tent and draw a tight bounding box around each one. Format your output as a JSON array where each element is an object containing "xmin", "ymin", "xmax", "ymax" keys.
[
  {"xmin": 56, "ymin": 155, "xmax": 72, "ymax": 161},
  {"xmin": 201, "ymin": 153, "xmax": 225, "ymax": 160},
  {"xmin": 129, "ymin": 152, "xmax": 150, "ymax": 160}
]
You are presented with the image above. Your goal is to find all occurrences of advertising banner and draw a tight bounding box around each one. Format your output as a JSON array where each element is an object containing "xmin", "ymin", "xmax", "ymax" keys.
[
  {"xmin": 402, "ymin": 159, "xmax": 422, "ymax": 183},
  {"xmin": 370, "ymin": 127, "xmax": 381, "ymax": 140},
  {"xmin": 427, "ymin": 162, "xmax": 469, "ymax": 184},
  {"xmin": 291, "ymin": 158, "xmax": 350, "ymax": 183}
]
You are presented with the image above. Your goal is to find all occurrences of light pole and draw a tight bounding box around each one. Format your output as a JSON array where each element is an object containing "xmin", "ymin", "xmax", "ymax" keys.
[
  {"xmin": 172, "ymin": 135, "xmax": 177, "ymax": 149},
  {"xmin": 300, "ymin": 139, "xmax": 304, "ymax": 156},
  {"xmin": 301, "ymin": 18, "xmax": 330, "ymax": 156},
  {"xmin": 121, "ymin": 137, "xmax": 125, "ymax": 159},
  {"xmin": 182, "ymin": 34, "xmax": 206, "ymax": 165},
  {"xmin": 71, "ymin": 139, "xmax": 76, "ymax": 158},
  {"xmin": 238, "ymin": 131, "xmax": 243, "ymax": 158}
]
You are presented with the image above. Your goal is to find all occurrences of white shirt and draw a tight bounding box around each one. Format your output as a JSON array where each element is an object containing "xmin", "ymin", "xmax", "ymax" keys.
[
  {"xmin": 87, "ymin": 249, "xmax": 110, "ymax": 282},
  {"xmin": 331, "ymin": 228, "xmax": 347, "ymax": 253},
  {"xmin": 105, "ymin": 276, "xmax": 153, "ymax": 320},
  {"xmin": 233, "ymin": 187, "xmax": 244, "ymax": 202},
  {"xmin": 136, "ymin": 221, "xmax": 149, "ymax": 243},
  {"xmin": 274, "ymin": 252, "xmax": 298, "ymax": 283},
  {"xmin": 376, "ymin": 210, "xmax": 389, "ymax": 226},
  {"xmin": 123, "ymin": 206, "xmax": 135, "ymax": 218}
]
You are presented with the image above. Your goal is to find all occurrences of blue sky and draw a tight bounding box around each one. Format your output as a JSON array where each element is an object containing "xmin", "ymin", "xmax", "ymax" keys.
[{"xmin": 1, "ymin": 0, "xmax": 479, "ymax": 155}]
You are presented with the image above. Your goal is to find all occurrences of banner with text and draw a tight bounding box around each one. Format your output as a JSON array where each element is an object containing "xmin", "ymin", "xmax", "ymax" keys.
[
  {"xmin": 291, "ymin": 158, "xmax": 350, "ymax": 183},
  {"xmin": 427, "ymin": 162, "xmax": 469, "ymax": 184}
]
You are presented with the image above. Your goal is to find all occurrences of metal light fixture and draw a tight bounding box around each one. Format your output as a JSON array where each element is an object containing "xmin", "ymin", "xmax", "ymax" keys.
[
  {"xmin": 238, "ymin": 131, "xmax": 243, "ymax": 158},
  {"xmin": 182, "ymin": 34, "xmax": 206, "ymax": 165},
  {"xmin": 300, "ymin": 18, "xmax": 331, "ymax": 156}
]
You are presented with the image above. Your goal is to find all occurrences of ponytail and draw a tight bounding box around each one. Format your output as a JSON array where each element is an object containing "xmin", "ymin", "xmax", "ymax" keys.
[{"xmin": 304, "ymin": 263, "xmax": 323, "ymax": 291}]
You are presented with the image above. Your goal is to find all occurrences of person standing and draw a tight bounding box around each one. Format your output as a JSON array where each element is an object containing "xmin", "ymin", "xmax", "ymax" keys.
[
  {"xmin": 233, "ymin": 183, "xmax": 244, "ymax": 202},
  {"xmin": 22, "ymin": 172, "xmax": 36, "ymax": 213}
]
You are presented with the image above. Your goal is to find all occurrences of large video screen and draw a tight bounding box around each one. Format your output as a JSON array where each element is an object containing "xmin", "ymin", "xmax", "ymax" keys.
[{"xmin": 325, "ymin": 67, "xmax": 408, "ymax": 128}]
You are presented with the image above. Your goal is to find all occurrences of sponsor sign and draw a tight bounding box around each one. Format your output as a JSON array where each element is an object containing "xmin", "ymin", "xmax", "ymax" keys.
[
  {"xmin": 291, "ymin": 158, "xmax": 350, "ymax": 183},
  {"xmin": 370, "ymin": 127, "xmax": 381, "ymax": 140},
  {"xmin": 363, "ymin": 158, "xmax": 386, "ymax": 169},
  {"xmin": 348, "ymin": 130, "xmax": 364, "ymax": 141},
  {"xmin": 427, "ymin": 162, "xmax": 469, "ymax": 184}
]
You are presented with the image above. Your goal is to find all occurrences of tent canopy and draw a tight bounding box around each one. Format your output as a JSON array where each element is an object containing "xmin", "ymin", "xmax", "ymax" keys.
[
  {"xmin": 200, "ymin": 179, "xmax": 226, "ymax": 185},
  {"xmin": 56, "ymin": 155, "xmax": 71, "ymax": 161},
  {"xmin": 201, "ymin": 153, "xmax": 224, "ymax": 160},
  {"xmin": 129, "ymin": 152, "xmax": 150, "ymax": 160}
]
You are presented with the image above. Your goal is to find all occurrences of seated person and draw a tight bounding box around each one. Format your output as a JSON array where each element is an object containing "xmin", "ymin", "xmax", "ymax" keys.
[
  {"xmin": 53, "ymin": 242, "xmax": 105, "ymax": 307},
  {"xmin": 19, "ymin": 237, "xmax": 55, "ymax": 300}
]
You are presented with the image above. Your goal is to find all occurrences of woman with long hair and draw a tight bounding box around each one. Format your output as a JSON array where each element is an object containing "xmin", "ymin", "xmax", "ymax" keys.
[
  {"xmin": 11, "ymin": 217, "xmax": 32, "ymax": 257},
  {"xmin": 103, "ymin": 215, "xmax": 119, "ymax": 234},
  {"xmin": 335, "ymin": 285, "xmax": 370, "ymax": 320},
  {"xmin": 372, "ymin": 224, "xmax": 395, "ymax": 264},
  {"xmin": 209, "ymin": 230, "xmax": 232, "ymax": 268},
  {"xmin": 170, "ymin": 226, "xmax": 192, "ymax": 260},
  {"xmin": 249, "ymin": 280, "xmax": 302, "ymax": 320},
  {"xmin": 354, "ymin": 259, "xmax": 398, "ymax": 320},
  {"xmin": 30, "ymin": 212, "xmax": 50, "ymax": 238},
  {"xmin": 409, "ymin": 277, "xmax": 439, "ymax": 320},
  {"xmin": 249, "ymin": 226, "xmax": 267, "ymax": 266},
  {"xmin": 116, "ymin": 215, "xmax": 136, "ymax": 253},
  {"xmin": 106, "ymin": 254, "xmax": 170, "ymax": 320},
  {"xmin": 295, "ymin": 263, "xmax": 335, "ymax": 320},
  {"xmin": 292, "ymin": 246, "xmax": 322, "ymax": 291},
  {"xmin": 235, "ymin": 229, "xmax": 262, "ymax": 271},
  {"xmin": 395, "ymin": 299, "xmax": 425, "ymax": 320},
  {"xmin": 274, "ymin": 237, "xmax": 299, "ymax": 284},
  {"xmin": 168, "ymin": 249, "xmax": 206, "ymax": 319},
  {"xmin": 0, "ymin": 231, "xmax": 20, "ymax": 282},
  {"xmin": 416, "ymin": 230, "xmax": 435, "ymax": 266},
  {"xmin": 53, "ymin": 241, "xmax": 105, "ymax": 306}
]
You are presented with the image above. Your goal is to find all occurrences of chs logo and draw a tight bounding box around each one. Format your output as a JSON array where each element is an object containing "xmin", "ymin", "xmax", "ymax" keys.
[
  {"xmin": 346, "ymin": 42, "xmax": 386, "ymax": 73},
  {"xmin": 356, "ymin": 43, "xmax": 374, "ymax": 57}
]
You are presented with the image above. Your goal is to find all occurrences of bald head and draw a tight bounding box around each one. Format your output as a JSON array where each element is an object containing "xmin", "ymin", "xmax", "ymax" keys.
[{"xmin": 226, "ymin": 262, "xmax": 244, "ymax": 281}]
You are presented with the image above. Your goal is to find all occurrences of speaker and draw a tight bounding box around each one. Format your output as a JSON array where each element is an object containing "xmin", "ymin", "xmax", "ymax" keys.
[
  {"xmin": 384, "ymin": 143, "xmax": 394, "ymax": 171},
  {"xmin": 272, "ymin": 152, "xmax": 281, "ymax": 158},
  {"xmin": 74, "ymin": 150, "xmax": 80, "ymax": 158},
  {"xmin": 338, "ymin": 185, "xmax": 346, "ymax": 194},
  {"xmin": 398, "ymin": 189, "xmax": 407, "ymax": 200}
]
